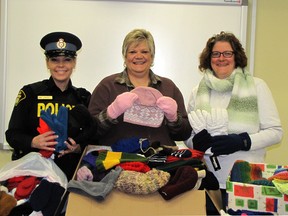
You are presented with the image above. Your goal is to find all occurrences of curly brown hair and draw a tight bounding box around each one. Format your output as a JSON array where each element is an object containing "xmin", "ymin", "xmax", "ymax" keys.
[{"xmin": 198, "ymin": 31, "xmax": 247, "ymax": 72}]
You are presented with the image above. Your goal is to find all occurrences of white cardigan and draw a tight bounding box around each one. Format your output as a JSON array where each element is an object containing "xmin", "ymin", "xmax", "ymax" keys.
[{"xmin": 185, "ymin": 77, "xmax": 283, "ymax": 188}]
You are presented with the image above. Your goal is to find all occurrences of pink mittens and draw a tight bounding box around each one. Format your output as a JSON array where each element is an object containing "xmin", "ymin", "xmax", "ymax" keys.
[
  {"xmin": 156, "ymin": 96, "xmax": 178, "ymax": 122},
  {"xmin": 107, "ymin": 92, "xmax": 139, "ymax": 119}
]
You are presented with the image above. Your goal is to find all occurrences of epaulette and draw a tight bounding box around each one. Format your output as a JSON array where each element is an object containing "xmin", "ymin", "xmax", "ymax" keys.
[
  {"xmin": 28, "ymin": 80, "xmax": 49, "ymax": 95},
  {"xmin": 72, "ymin": 86, "xmax": 91, "ymax": 107}
]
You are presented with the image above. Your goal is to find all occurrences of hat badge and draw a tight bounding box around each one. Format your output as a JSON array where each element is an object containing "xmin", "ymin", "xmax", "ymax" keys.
[{"xmin": 56, "ymin": 38, "xmax": 66, "ymax": 49}]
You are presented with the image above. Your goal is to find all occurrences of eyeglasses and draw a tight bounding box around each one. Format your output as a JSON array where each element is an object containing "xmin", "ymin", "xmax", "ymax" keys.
[{"xmin": 211, "ymin": 51, "xmax": 234, "ymax": 58}]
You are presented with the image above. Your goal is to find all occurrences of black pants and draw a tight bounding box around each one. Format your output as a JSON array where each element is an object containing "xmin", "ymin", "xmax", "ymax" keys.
[{"xmin": 205, "ymin": 189, "xmax": 227, "ymax": 215}]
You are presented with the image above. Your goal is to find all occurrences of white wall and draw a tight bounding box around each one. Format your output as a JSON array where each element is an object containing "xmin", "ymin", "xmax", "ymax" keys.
[{"xmin": 0, "ymin": 0, "xmax": 248, "ymax": 147}]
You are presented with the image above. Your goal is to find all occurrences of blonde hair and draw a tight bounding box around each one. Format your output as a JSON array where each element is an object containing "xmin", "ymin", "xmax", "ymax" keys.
[{"xmin": 122, "ymin": 29, "xmax": 155, "ymax": 65}]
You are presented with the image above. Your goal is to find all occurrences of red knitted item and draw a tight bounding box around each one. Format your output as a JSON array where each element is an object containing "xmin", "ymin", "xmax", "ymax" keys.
[
  {"xmin": 166, "ymin": 155, "xmax": 181, "ymax": 163},
  {"xmin": 166, "ymin": 149, "xmax": 202, "ymax": 163},
  {"xmin": 268, "ymin": 171, "xmax": 288, "ymax": 181},
  {"xmin": 191, "ymin": 149, "xmax": 204, "ymax": 159},
  {"xmin": 37, "ymin": 118, "xmax": 55, "ymax": 158},
  {"xmin": 250, "ymin": 164, "xmax": 263, "ymax": 180},
  {"xmin": 14, "ymin": 176, "xmax": 40, "ymax": 200},
  {"xmin": 6, "ymin": 176, "xmax": 25, "ymax": 191},
  {"xmin": 118, "ymin": 162, "xmax": 151, "ymax": 173},
  {"xmin": 167, "ymin": 149, "xmax": 204, "ymax": 162}
]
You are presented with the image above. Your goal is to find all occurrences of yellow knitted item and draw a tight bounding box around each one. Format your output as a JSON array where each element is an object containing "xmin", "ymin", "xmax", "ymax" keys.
[{"xmin": 96, "ymin": 151, "xmax": 148, "ymax": 172}]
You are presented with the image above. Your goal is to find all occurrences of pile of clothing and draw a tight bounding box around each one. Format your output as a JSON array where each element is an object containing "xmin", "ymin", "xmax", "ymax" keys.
[
  {"xmin": 0, "ymin": 152, "xmax": 67, "ymax": 216},
  {"xmin": 67, "ymin": 137, "xmax": 220, "ymax": 202},
  {"xmin": 230, "ymin": 160, "xmax": 288, "ymax": 194},
  {"xmin": 226, "ymin": 160, "xmax": 288, "ymax": 215}
]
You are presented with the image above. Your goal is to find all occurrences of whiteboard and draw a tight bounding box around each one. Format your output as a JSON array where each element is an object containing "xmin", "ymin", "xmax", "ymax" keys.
[{"xmin": 0, "ymin": 0, "xmax": 248, "ymax": 148}]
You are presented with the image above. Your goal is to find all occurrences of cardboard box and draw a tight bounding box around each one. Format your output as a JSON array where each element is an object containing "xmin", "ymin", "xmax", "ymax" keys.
[
  {"xmin": 65, "ymin": 145, "xmax": 206, "ymax": 215},
  {"xmin": 226, "ymin": 162, "xmax": 288, "ymax": 214}
]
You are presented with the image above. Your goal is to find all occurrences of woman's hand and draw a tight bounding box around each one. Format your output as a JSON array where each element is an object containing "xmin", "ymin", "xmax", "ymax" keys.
[
  {"xmin": 58, "ymin": 137, "xmax": 81, "ymax": 157},
  {"xmin": 31, "ymin": 131, "xmax": 58, "ymax": 151}
]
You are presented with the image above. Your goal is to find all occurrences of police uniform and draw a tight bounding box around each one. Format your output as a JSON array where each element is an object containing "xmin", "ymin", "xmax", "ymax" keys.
[{"xmin": 5, "ymin": 32, "xmax": 92, "ymax": 180}]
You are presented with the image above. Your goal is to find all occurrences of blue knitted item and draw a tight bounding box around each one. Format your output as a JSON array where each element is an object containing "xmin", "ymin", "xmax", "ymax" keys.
[
  {"xmin": 274, "ymin": 167, "xmax": 288, "ymax": 175},
  {"xmin": 230, "ymin": 160, "xmax": 252, "ymax": 183},
  {"xmin": 82, "ymin": 152, "xmax": 97, "ymax": 168},
  {"xmin": 111, "ymin": 137, "xmax": 150, "ymax": 153},
  {"xmin": 40, "ymin": 106, "xmax": 68, "ymax": 152}
]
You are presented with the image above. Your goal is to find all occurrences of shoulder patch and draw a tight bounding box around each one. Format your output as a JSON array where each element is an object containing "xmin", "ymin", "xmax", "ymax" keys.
[{"xmin": 15, "ymin": 90, "xmax": 26, "ymax": 106}]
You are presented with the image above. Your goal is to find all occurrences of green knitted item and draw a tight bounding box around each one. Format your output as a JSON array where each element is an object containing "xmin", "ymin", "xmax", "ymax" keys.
[
  {"xmin": 230, "ymin": 160, "xmax": 264, "ymax": 184},
  {"xmin": 195, "ymin": 67, "xmax": 259, "ymax": 133},
  {"xmin": 230, "ymin": 160, "xmax": 252, "ymax": 183},
  {"xmin": 96, "ymin": 151, "xmax": 148, "ymax": 172}
]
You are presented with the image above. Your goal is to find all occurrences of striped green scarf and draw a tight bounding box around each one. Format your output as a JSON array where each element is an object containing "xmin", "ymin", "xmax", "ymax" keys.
[{"xmin": 195, "ymin": 67, "xmax": 259, "ymax": 133}]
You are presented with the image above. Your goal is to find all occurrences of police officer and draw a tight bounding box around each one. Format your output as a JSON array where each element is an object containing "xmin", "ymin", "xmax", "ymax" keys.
[{"xmin": 5, "ymin": 31, "xmax": 93, "ymax": 180}]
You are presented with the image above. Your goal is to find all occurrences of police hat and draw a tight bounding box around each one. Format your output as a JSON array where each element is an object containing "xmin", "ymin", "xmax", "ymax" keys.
[{"xmin": 40, "ymin": 32, "xmax": 82, "ymax": 58}]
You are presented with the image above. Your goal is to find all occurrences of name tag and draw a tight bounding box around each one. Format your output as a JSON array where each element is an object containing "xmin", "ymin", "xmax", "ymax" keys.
[{"xmin": 38, "ymin": 95, "xmax": 53, "ymax": 100}]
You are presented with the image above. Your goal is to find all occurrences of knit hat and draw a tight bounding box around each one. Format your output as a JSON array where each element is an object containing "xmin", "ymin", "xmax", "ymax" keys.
[
  {"xmin": 158, "ymin": 166, "xmax": 199, "ymax": 200},
  {"xmin": 124, "ymin": 86, "xmax": 164, "ymax": 128},
  {"xmin": 96, "ymin": 151, "xmax": 148, "ymax": 172},
  {"xmin": 230, "ymin": 160, "xmax": 263, "ymax": 183},
  {"xmin": 0, "ymin": 191, "xmax": 17, "ymax": 216},
  {"xmin": 115, "ymin": 168, "xmax": 170, "ymax": 195}
]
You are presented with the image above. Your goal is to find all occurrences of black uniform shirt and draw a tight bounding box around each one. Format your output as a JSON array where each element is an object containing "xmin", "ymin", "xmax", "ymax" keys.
[{"xmin": 5, "ymin": 76, "xmax": 91, "ymax": 156}]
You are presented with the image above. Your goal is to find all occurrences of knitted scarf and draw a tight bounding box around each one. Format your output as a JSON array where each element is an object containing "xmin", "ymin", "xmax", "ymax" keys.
[{"xmin": 195, "ymin": 67, "xmax": 259, "ymax": 133}]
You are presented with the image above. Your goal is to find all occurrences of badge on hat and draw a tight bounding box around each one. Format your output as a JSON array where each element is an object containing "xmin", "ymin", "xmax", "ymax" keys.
[{"xmin": 56, "ymin": 38, "xmax": 66, "ymax": 49}]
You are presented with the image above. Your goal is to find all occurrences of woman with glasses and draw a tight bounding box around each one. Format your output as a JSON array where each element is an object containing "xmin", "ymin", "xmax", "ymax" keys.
[{"xmin": 185, "ymin": 31, "xmax": 283, "ymax": 215}]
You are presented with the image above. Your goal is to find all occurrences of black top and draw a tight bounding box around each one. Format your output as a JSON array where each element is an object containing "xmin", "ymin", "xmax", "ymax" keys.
[{"xmin": 5, "ymin": 77, "xmax": 91, "ymax": 156}]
